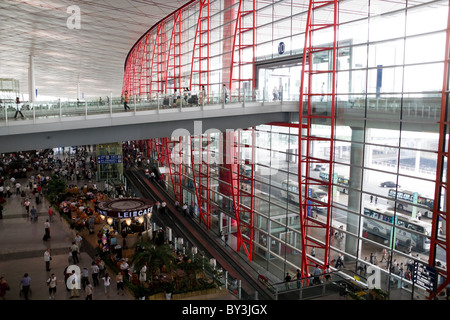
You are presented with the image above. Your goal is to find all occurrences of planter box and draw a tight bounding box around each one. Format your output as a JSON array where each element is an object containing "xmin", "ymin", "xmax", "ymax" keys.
[{"xmin": 147, "ymin": 287, "xmax": 226, "ymax": 300}]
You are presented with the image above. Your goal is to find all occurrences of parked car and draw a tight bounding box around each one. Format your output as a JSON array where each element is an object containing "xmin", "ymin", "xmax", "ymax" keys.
[{"xmin": 380, "ymin": 181, "xmax": 400, "ymax": 188}]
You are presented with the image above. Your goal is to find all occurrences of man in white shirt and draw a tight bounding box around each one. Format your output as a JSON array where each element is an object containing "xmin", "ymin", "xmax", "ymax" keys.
[{"xmin": 69, "ymin": 270, "xmax": 79, "ymax": 298}]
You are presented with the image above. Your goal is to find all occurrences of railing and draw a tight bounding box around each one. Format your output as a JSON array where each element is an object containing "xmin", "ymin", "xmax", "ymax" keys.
[
  {"xmin": 269, "ymin": 269, "xmax": 369, "ymax": 300},
  {"xmin": 0, "ymin": 89, "xmax": 443, "ymax": 125},
  {"xmin": 0, "ymin": 88, "xmax": 291, "ymax": 124}
]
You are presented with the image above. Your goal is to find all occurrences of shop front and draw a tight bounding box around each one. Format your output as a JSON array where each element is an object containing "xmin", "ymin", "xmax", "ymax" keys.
[{"xmin": 97, "ymin": 197, "xmax": 154, "ymax": 257}]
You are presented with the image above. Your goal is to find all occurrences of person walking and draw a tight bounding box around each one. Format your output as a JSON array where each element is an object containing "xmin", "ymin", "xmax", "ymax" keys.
[
  {"xmin": 123, "ymin": 90, "xmax": 130, "ymax": 111},
  {"xmin": 85, "ymin": 280, "xmax": 94, "ymax": 300},
  {"xmin": 335, "ymin": 253, "xmax": 345, "ymax": 269},
  {"xmin": 20, "ymin": 273, "xmax": 31, "ymax": 300},
  {"xmin": 98, "ymin": 259, "xmax": 105, "ymax": 278},
  {"xmin": 0, "ymin": 277, "xmax": 10, "ymax": 300},
  {"xmin": 284, "ymin": 272, "xmax": 292, "ymax": 290},
  {"xmin": 70, "ymin": 241, "xmax": 80, "ymax": 264},
  {"xmin": 69, "ymin": 270, "xmax": 79, "ymax": 298},
  {"xmin": 44, "ymin": 249, "xmax": 51, "ymax": 271},
  {"xmin": 295, "ymin": 269, "xmax": 301, "ymax": 289},
  {"xmin": 312, "ymin": 265, "xmax": 322, "ymax": 285},
  {"xmin": 30, "ymin": 206, "xmax": 37, "ymax": 222},
  {"xmin": 81, "ymin": 267, "xmax": 89, "ymax": 290},
  {"xmin": 48, "ymin": 206, "xmax": 53, "ymax": 223},
  {"xmin": 116, "ymin": 272, "xmax": 124, "ymax": 296},
  {"xmin": 24, "ymin": 198, "xmax": 30, "ymax": 217},
  {"xmin": 46, "ymin": 273, "xmax": 57, "ymax": 299},
  {"xmin": 222, "ymin": 84, "xmax": 229, "ymax": 104},
  {"xmin": 14, "ymin": 97, "xmax": 24, "ymax": 119},
  {"xmin": 44, "ymin": 219, "xmax": 51, "ymax": 241},
  {"xmin": 91, "ymin": 261, "xmax": 99, "ymax": 287},
  {"xmin": 102, "ymin": 273, "xmax": 111, "ymax": 298}
]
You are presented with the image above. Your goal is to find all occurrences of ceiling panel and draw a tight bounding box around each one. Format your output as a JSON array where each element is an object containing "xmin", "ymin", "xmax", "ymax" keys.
[{"xmin": 0, "ymin": 0, "xmax": 188, "ymax": 100}]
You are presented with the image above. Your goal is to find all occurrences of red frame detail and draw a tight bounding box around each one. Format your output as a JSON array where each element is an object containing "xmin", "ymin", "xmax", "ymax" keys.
[
  {"xmin": 190, "ymin": 0, "xmax": 210, "ymax": 93},
  {"xmin": 229, "ymin": 0, "xmax": 256, "ymax": 101},
  {"xmin": 428, "ymin": 1, "xmax": 450, "ymax": 299},
  {"xmin": 229, "ymin": 128, "xmax": 255, "ymax": 261},
  {"xmin": 298, "ymin": 0, "xmax": 338, "ymax": 278},
  {"xmin": 190, "ymin": 134, "xmax": 211, "ymax": 228}
]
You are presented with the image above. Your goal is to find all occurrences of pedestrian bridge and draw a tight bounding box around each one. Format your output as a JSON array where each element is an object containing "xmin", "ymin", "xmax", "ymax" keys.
[{"xmin": 0, "ymin": 94, "xmax": 442, "ymax": 153}]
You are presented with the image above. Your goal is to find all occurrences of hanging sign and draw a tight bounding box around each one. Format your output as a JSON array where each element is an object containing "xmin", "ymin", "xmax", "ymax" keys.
[{"xmin": 278, "ymin": 42, "xmax": 285, "ymax": 55}]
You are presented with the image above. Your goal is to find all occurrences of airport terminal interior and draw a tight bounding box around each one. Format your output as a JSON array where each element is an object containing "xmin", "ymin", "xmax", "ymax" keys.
[{"xmin": 0, "ymin": 0, "xmax": 450, "ymax": 301}]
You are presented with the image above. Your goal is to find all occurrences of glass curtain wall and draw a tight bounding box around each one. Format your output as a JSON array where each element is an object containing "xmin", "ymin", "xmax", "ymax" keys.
[{"xmin": 128, "ymin": 0, "xmax": 449, "ymax": 298}]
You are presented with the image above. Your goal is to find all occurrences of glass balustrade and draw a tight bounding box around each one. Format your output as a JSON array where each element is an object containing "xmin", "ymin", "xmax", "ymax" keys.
[{"xmin": 0, "ymin": 89, "xmax": 442, "ymax": 124}]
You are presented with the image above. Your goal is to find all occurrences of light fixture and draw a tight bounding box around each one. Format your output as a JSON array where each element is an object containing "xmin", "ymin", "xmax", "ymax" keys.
[
  {"xmin": 126, "ymin": 218, "xmax": 131, "ymax": 226},
  {"xmin": 107, "ymin": 217, "xmax": 113, "ymax": 225}
]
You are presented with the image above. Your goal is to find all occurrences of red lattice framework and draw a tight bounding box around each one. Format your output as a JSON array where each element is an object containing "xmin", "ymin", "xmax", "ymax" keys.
[
  {"xmin": 190, "ymin": 134, "xmax": 212, "ymax": 228},
  {"xmin": 229, "ymin": 128, "xmax": 255, "ymax": 261},
  {"xmin": 428, "ymin": 1, "xmax": 450, "ymax": 299},
  {"xmin": 190, "ymin": 0, "xmax": 210, "ymax": 93},
  {"xmin": 123, "ymin": 1, "xmax": 212, "ymax": 97},
  {"xmin": 298, "ymin": 0, "xmax": 339, "ymax": 278},
  {"xmin": 229, "ymin": 0, "xmax": 256, "ymax": 101}
]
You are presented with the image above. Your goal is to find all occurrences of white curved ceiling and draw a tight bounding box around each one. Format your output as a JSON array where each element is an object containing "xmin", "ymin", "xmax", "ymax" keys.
[{"xmin": 0, "ymin": 0, "xmax": 188, "ymax": 100}]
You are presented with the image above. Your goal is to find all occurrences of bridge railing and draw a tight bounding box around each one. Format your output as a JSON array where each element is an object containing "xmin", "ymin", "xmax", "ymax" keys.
[{"xmin": 0, "ymin": 89, "xmax": 442, "ymax": 124}]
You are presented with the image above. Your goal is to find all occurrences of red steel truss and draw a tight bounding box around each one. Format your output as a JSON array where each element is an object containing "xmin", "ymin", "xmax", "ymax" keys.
[
  {"xmin": 190, "ymin": 0, "xmax": 210, "ymax": 93},
  {"xmin": 229, "ymin": 128, "xmax": 255, "ymax": 261},
  {"xmin": 229, "ymin": 0, "xmax": 255, "ymax": 101},
  {"xmin": 165, "ymin": 11, "xmax": 183, "ymax": 93},
  {"xmin": 152, "ymin": 138, "xmax": 184, "ymax": 204},
  {"xmin": 150, "ymin": 23, "xmax": 168, "ymax": 94},
  {"xmin": 165, "ymin": 137, "xmax": 184, "ymax": 204},
  {"xmin": 428, "ymin": 2, "xmax": 450, "ymax": 299},
  {"xmin": 298, "ymin": 0, "xmax": 339, "ymax": 278},
  {"xmin": 190, "ymin": 134, "xmax": 211, "ymax": 228}
]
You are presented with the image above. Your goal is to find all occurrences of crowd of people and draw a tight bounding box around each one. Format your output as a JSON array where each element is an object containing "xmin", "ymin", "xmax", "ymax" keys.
[{"xmin": 0, "ymin": 147, "xmax": 133, "ymax": 300}]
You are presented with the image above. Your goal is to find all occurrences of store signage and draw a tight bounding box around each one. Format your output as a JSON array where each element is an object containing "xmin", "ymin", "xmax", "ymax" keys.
[
  {"xmin": 98, "ymin": 208, "xmax": 151, "ymax": 218},
  {"xmin": 98, "ymin": 198, "xmax": 153, "ymax": 218}
]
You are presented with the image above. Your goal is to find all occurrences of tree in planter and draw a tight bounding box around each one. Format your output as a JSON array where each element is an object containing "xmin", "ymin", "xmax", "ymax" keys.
[
  {"xmin": 131, "ymin": 242, "xmax": 176, "ymax": 287},
  {"xmin": 178, "ymin": 253, "xmax": 215, "ymax": 291},
  {"xmin": 46, "ymin": 175, "xmax": 67, "ymax": 205}
]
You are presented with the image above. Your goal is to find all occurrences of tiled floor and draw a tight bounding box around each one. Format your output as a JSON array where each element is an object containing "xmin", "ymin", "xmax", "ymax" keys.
[{"xmin": 0, "ymin": 177, "xmax": 133, "ymax": 301}]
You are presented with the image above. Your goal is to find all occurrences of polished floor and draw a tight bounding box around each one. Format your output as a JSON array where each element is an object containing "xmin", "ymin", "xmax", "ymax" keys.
[{"xmin": 0, "ymin": 177, "xmax": 133, "ymax": 301}]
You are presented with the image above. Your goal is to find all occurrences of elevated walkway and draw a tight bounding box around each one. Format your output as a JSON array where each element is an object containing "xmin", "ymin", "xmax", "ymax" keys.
[{"xmin": 0, "ymin": 94, "xmax": 442, "ymax": 153}]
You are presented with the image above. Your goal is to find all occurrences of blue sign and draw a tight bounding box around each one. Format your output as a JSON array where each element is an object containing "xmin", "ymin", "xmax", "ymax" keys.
[
  {"xmin": 278, "ymin": 42, "xmax": 285, "ymax": 55},
  {"xmin": 97, "ymin": 155, "xmax": 123, "ymax": 164}
]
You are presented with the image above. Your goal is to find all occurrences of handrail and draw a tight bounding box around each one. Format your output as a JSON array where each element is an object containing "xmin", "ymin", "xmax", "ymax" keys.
[{"xmin": 0, "ymin": 88, "xmax": 443, "ymax": 125}]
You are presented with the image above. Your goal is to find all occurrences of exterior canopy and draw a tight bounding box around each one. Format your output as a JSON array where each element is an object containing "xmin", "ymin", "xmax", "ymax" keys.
[{"xmin": 98, "ymin": 197, "xmax": 153, "ymax": 219}]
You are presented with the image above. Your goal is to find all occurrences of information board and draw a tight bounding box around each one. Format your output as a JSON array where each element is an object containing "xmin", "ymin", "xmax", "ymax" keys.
[
  {"xmin": 97, "ymin": 155, "xmax": 122, "ymax": 164},
  {"xmin": 413, "ymin": 261, "xmax": 437, "ymax": 292}
]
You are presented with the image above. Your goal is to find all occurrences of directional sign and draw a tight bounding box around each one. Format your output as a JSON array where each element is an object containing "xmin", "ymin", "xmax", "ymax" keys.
[
  {"xmin": 97, "ymin": 155, "xmax": 123, "ymax": 164},
  {"xmin": 278, "ymin": 42, "xmax": 285, "ymax": 55},
  {"xmin": 413, "ymin": 261, "xmax": 437, "ymax": 291}
]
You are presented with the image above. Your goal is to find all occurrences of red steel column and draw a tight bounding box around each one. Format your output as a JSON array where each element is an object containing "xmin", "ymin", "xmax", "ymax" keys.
[
  {"xmin": 298, "ymin": 0, "xmax": 339, "ymax": 278},
  {"xmin": 229, "ymin": 0, "xmax": 256, "ymax": 101},
  {"xmin": 428, "ymin": 1, "xmax": 450, "ymax": 299}
]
